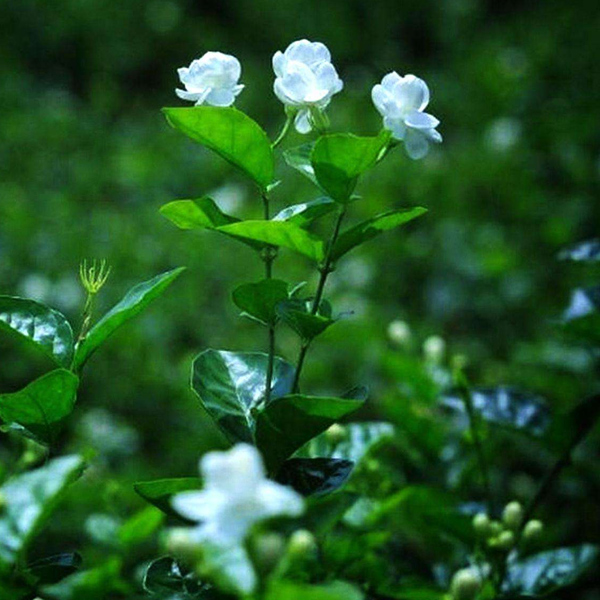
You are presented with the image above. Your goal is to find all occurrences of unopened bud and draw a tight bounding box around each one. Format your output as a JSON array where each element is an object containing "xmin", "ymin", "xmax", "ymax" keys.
[
  {"xmin": 502, "ymin": 501, "xmax": 523, "ymax": 531},
  {"xmin": 165, "ymin": 528, "xmax": 201, "ymax": 561},
  {"xmin": 387, "ymin": 320, "xmax": 411, "ymax": 346},
  {"xmin": 490, "ymin": 530, "xmax": 514, "ymax": 551},
  {"xmin": 288, "ymin": 529, "xmax": 316, "ymax": 557},
  {"xmin": 423, "ymin": 335, "xmax": 445, "ymax": 363},
  {"xmin": 325, "ymin": 423, "xmax": 346, "ymax": 444},
  {"xmin": 472, "ymin": 512, "xmax": 491, "ymax": 537},
  {"xmin": 450, "ymin": 568, "xmax": 481, "ymax": 600},
  {"xmin": 523, "ymin": 519, "xmax": 543, "ymax": 541},
  {"xmin": 252, "ymin": 532, "xmax": 285, "ymax": 573},
  {"xmin": 489, "ymin": 520, "xmax": 503, "ymax": 536},
  {"xmin": 0, "ymin": 492, "xmax": 5, "ymax": 511}
]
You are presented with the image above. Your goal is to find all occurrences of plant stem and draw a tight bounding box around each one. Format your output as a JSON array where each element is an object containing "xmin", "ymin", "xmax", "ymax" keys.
[
  {"xmin": 262, "ymin": 191, "xmax": 276, "ymax": 406},
  {"xmin": 455, "ymin": 371, "xmax": 494, "ymax": 513},
  {"xmin": 272, "ymin": 113, "xmax": 293, "ymax": 149},
  {"xmin": 292, "ymin": 206, "xmax": 346, "ymax": 392}
]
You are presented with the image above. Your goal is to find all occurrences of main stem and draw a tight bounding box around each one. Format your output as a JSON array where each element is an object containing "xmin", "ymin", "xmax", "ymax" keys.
[
  {"xmin": 292, "ymin": 206, "xmax": 347, "ymax": 393},
  {"xmin": 262, "ymin": 191, "xmax": 276, "ymax": 406}
]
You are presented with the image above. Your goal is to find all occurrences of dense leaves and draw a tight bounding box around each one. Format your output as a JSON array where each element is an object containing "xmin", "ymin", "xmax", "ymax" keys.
[
  {"xmin": 273, "ymin": 197, "xmax": 337, "ymax": 227},
  {"xmin": 233, "ymin": 279, "xmax": 289, "ymax": 325},
  {"xmin": 276, "ymin": 458, "xmax": 354, "ymax": 496},
  {"xmin": 134, "ymin": 478, "xmax": 202, "ymax": 517}
]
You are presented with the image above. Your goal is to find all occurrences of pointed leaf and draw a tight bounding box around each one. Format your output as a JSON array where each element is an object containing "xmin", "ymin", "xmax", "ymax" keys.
[
  {"xmin": 0, "ymin": 455, "xmax": 85, "ymax": 564},
  {"xmin": 73, "ymin": 267, "xmax": 185, "ymax": 370},
  {"xmin": 232, "ymin": 279, "xmax": 289, "ymax": 325},
  {"xmin": 311, "ymin": 132, "xmax": 390, "ymax": 202},
  {"xmin": 255, "ymin": 393, "xmax": 366, "ymax": 472},
  {"xmin": 0, "ymin": 369, "xmax": 79, "ymax": 445},
  {"xmin": 0, "ymin": 296, "xmax": 74, "ymax": 367},
  {"xmin": 134, "ymin": 478, "xmax": 202, "ymax": 517},
  {"xmin": 118, "ymin": 507, "xmax": 164, "ymax": 547},
  {"xmin": 143, "ymin": 556, "xmax": 203, "ymax": 597},
  {"xmin": 164, "ymin": 106, "xmax": 274, "ymax": 189},
  {"xmin": 332, "ymin": 207, "xmax": 427, "ymax": 261},
  {"xmin": 273, "ymin": 197, "xmax": 337, "ymax": 227},
  {"xmin": 191, "ymin": 350, "xmax": 295, "ymax": 443},
  {"xmin": 276, "ymin": 297, "xmax": 334, "ymax": 341},
  {"xmin": 27, "ymin": 553, "xmax": 83, "ymax": 586},
  {"xmin": 217, "ymin": 221, "xmax": 325, "ymax": 262},
  {"xmin": 283, "ymin": 143, "xmax": 320, "ymax": 187},
  {"xmin": 276, "ymin": 458, "xmax": 354, "ymax": 496}
]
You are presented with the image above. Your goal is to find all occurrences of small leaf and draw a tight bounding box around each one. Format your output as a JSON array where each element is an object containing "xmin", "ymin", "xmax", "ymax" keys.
[
  {"xmin": 0, "ymin": 369, "xmax": 79, "ymax": 445},
  {"xmin": 503, "ymin": 545, "xmax": 600, "ymax": 597},
  {"xmin": 134, "ymin": 477, "xmax": 202, "ymax": 517},
  {"xmin": 217, "ymin": 221, "xmax": 325, "ymax": 262},
  {"xmin": 273, "ymin": 197, "xmax": 337, "ymax": 227},
  {"xmin": 143, "ymin": 556, "xmax": 203, "ymax": 597},
  {"xmin": 283, "ymin": 143, "xmax": 320, "ymax": 187},
  {"xmin": 0, "ymin": 455, "xmax": 85, "ymax": 565},
  {"xmin": 73, "ymin": 267, "xmax": 185, "ymax": 370},
  {"xmin": 232, "ymin": 279, "xmax": 289, "ymax": 326},
  {"xmin": 118, "ymin": 506, "xmax": 164, "ymax": 547},
  {"xmin": 276, "ymin": 458, "xmax": 354, "ymax": 496},
  {"xmin": 0, "ymin": 296, "xmax": 74, "ymax": 367},
  {"xmin": 164, "ymin": 106, "xmax": 274, "ymax": 189},
  {"xmin": 191, "ymin": 350, "xmax": 295, "ymax": 443},
  {"xmin": 559, "ymin": 239, "xmax": 600, "ymax": 262},
  {"xmin": 27, "ymin": 553, "xmax": 83, "ymax": 585},
  {"xmin": 441, "ymin": 387, "xmax": 550, "ymax": 436},
  {"xmin": 255, "ymin": 393, "xmax": 366, "ymax": 472},
  {"xmin": 311, "ymin": 132, "xmax": 390, "ymax": 202},
  {"xmin": 265, "ymin": 580, "xmax": 364, "ymax": 600},
  {"xmin": 276, "ymin": 297, "xmax": 335, "ymax": 341},
  {"xmin": 332, "ymin": 207, "xmax": 427, "ymax": 261}
]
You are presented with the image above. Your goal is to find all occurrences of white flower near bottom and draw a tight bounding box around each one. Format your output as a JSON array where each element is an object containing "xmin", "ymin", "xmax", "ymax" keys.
[
  {"xmin": 176, "ymin": 51, "xmax": 244, "ymax": 107},
  {"xmin": 172, "ymin": 443, "xmax": 304, "ymax": 547},
  {"xmin": 372, "ymin": 72, "xmax": 442, "ymax": 159},
  {"xmin": 273, "ymin": 39, "xmax": 343, "ymax": 133}
]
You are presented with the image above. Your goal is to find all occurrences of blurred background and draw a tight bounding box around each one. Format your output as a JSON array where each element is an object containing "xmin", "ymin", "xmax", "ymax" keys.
[{"xmin": 0, "ymin": 0, "xmax": 599, "ymax": 583}]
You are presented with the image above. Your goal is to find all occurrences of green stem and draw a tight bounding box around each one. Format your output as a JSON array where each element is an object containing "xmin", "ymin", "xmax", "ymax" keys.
[
  {"xmin": 262, "ymin": 191, "xmax": 276, "ymax": 406},
  {"xmin": 292, "ymin": 206, "xmax": 346, "ymax": 392},
  {"xmin": 272, "ymin": 113, "xmax": 294, "ymax": 149}
]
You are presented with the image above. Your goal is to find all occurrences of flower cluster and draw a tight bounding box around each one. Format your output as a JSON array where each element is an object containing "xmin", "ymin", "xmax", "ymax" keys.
[{"xmin": 175, "ymin": 39, "xmax": 441, "ymax": 159}]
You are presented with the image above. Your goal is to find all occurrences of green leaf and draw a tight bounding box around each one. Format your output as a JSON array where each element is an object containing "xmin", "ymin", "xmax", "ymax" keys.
[
  {"xmin": 332, "ymin": 207, "xmax": 427, "ymax": 261},
  {"xmin": 232, "ymin": 279, "xmax": 289, "ymax": 326},
  {"xmin": 276, "ymin": 297, "xmax": 334, "ymax": 341},
  {"xmin": 265, "ymin": 580, "xmax": 364, "ymax": 600},
  {"xmin": 134, "ymin": 477, "xmax": 202, "ymax": 517},
  {"xmin": 255, "ymin": 393, "xmax": 366, "ymax": 472},
  {"xmin": 0, "ymin": 369, "xmax": 79, "ymax": 445},
  {"xmin": 273, "ymin": 197, "xmax": 337, "ymax": 227},
  {"xmin": 164, "ymin": 106, "xmax": 274, "ymax": 189},
  {"xmin": 143, "ymin": 556, "xmax": 203, "ymax": 597},
  {"xmin": 217, "ymin": 221, "xmax": 325, "ymax": 262},
  {"xmin": 0, "ymin": 296, "xmax": 74, "ymax": 367},
  {"xmin": 118, "ymin": 506, "xmax": 164, "ymax": 547},
  {"xmin": 73, "ymin": 267, "xmax": 185, "ymax": 370},
  {"xmin": 276, "ymin": 458, "xmax": 354, "ymax": 496},
  {"xmin": 0, "ymin": 455, "xmax": 85, "ymax": 565},
  {"xmin": 27, "ymin": 553, "xmax": 83, "ymax": 586},
  {"xmin": 503, "ymin": 545, "xmax": 600, "ymax": 597},
  {"xmin": 374, "ymin": 583, "xmax": 446, "ymax": 600},
  {"xmin": 191, "ymin": 350, "xmax": 295, "ymax": 443},
  {"xmin": 283, "ymin": 143, "xmax": 320, "ymax": 187},
  {"xmin": 441, "ymin": 387, "xmax": 550, "ymax": 436},
  {"xmin": 561, "ymin": 285, "xmax": 600, "ymax": 345},
  {"xmin": 311, "ymin": 132, "xmax": 390, "ymax": 202}
]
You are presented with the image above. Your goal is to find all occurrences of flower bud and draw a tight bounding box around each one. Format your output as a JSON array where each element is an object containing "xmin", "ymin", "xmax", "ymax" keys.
[
  {"xmin": 325, "ymin": 423, "xmax": 346, "ymax": 445},
  {"xmin": 288, "ymin": 529, "xmax": 316, "ymax": 557},
  {"xmin": 252, "ymin": 532, "xmax": 285, "ymax": 574},
  {"xmin": 450, "ymin": 568, "xmax": 481, "ymax": 600},
  {"xmin": 387, "ymin": 320, "xmax": 411, "ymax": 346},
  {"xmin": 0, "ymin": 492, "xmax": 5, "ymax": 511},
  {"xmin": 502, "ymin": 501, "xmax": 523, "ymax": 531},
  {"xmin": 472, "ymin": 512, "xmax": 491, "ymax": 537},
  {"xmin": 488, "ymin": 520, "xmax": 503, "ymax": 536},
  {"xmin": 523, "ymin": 519, "xmax": 543, "ymax": 541},
  {"xmin": 165, "ymin": 528, "xmax": 201, "ymax": 562},
  {"xmin": 423, "ymin": 335, "xmax": 445, "ymax": 363},
  {"xmin": 489, "ymin": 530, "xmax": 514, "ymax": 551}
]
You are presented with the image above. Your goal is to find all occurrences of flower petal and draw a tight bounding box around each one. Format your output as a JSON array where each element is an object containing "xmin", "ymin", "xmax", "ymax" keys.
[
  {"xmin": 175, "ymin": 88, "xmax": 204, "ymax": 103},
  {"xmin": 404, "ymin": 110, "xmax": 440, "ymax": 129},
  {"xmin": 383, "ymin": 116, "xmax": 407, "ymax": 140},
  {"xmin": 404, "ymin": 129, "xmax": 430, "ymax": 160},
  {"xmin": 393, "ymin": 74, "xmax": 430, "ymax": 111},
  {"xmin": 171, "ymin": 489, "xmax": 223, "ymax": 521},
  {"xmin": 257, "ymin": 480, "xmax": 305, "ymax": 517},
  {"xmin": 206, "ymin": 88, "xmax": 236, "ymax": 107},
  {"xmin": 272, "ymin": 51, "xmax": 286, "ymax": 77},
  {"xmin": 294, "ymin": 109, "xmax": 312, "ymax": 134},
  {"xmin": 381, "ymin": 71, "xmax": 402, "ymax": 91}
]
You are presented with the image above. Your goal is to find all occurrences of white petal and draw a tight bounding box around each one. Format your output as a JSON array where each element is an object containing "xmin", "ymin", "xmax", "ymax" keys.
[
  {"xmin": 272, "ymin": 51, "xmax": 286, "ymax": 77},
  {"xmin": 276, "ymin": 63, "xmax": 316, "ymax": 104},
  {"xmin": 177, "ymin": 67, "xmax": 189, "ymax": 83},
  {"xmin": 274, "ymin": 78, "xmax": 293, "ymax": 104},
  {"xmin": 257, "ymin": 480, "xmax": 305, "ymax": 517},
  {"xmin": 175, "ymin": 88, "xmax": 203, "ymax": 102},
  {"xmin": 285, "ymin": 39, "xmax": 330, "ymax": 66},
  {"xmin": 393, "ymin": 74, "xmax": 430, "ymax": 111},
  {"xmin": 404, "ymin": 129, "xmax": 430, "ymax": 159},
  {"xmin": 311, "ymin": 41, "xmax": 332, "ymax": 64},
  {"xmin": 381, "ymin": 71, "xmax": 402, "ymax": 91},
  {"xmin": 404, "ymin": 110, "xmax": 440, "ymax": 129},
  {"xmin": 294, "ymin": 109, "xmax": 312, "ymax": 134},
  {"xmin": 206, "ymin": 88, "xmax": 236, "ymax": 107},
  {"xmin": 171, "ymin": 489, "xmax": 223, "ymax": 521},
  {"xmin": 314, "ymin": 62, "xmax": 342, "ymax": 96},
  {"xmin": 426, "ymin": 128, "xmax": 443, "ymax": 143},
  {"xmin": 383, "ymin": 116, "xmax": 407, "ymax": 140},
  {"xmin": 372, "ymin": 84, "xmax": 400, "ymax": 118},
  {"xmin": 201, "ymin": 444, "xmax": 265, "ymax": 495}
]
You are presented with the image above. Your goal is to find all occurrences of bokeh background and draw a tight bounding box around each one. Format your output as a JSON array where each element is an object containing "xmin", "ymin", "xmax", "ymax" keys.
[{"xmin": 1, "ymin": 0, "xmax": 599, "ymax": 587}]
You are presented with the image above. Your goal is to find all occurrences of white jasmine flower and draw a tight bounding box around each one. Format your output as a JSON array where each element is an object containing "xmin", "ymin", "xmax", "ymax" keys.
[
  {"xmin": 273, "ymin": 39, "xmax": 343, "ymax": 133},
  {"xmin": 176, "ymin": 51, "xmax": 244, "ymax": 107},
  {"xmin": 372, "ymin": 72, "xmax": 441, "ymax": 159},
  {"xmin": 172, "ymin": 444, "xmax": 304, "ymax": 547}
]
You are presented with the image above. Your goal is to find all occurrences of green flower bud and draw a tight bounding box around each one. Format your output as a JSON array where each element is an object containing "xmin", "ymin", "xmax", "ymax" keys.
[
  {"xmin": 388, "ymin": 320, "xmax": 411, "ymax": 346},
  {"xmin": 288, "ymin": 529, "xmax": 316, "ymax": 557},
  {"xmin": 423, "ymin": 335, "xmax": 446, "ymax": 363},
  {"xmin": 495, "ymin": 530, "xmax": 515, "ymax": 550},
  {"xmin": 325, "ymin": 423, "xmax": 347, "ymax": 444},
  {"xmin": 165, "ymin": 528, "xmax": 201, "ymax": 562},
  {"xmin": 450, "ymin": 568, "xmax": 481, "ymax": 600},
  {"xmin": 489, "ymin": 520, "xmax": 503, "ymax": 536},
  {"xmin": 252, "ymin": 532, "xmax": 285, "ymax": 574},
  {"xmin": 472, "ymin": 512, "xmax": 491, "ymax": 537},
  {"xmin": 523, "ymin": 519, "xmax": 543, "ymax": 541},
  {"xmin": 502, "ymin": 501, "xmax": 523, "ymax": 531}
]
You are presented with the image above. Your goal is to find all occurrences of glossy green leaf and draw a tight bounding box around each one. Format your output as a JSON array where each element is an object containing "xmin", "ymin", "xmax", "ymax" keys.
[
  {"xmin": 311, "ymin": 132, "xmax": 390, "ymax": 202},
  {"xmin": 164, "ymin": 106, "xmax": 274, "ymax": 189},
  {"xmin": 0, "ymin": 455, "xmax": 85, "ymax": 565},
  {"xmin": 143, "ymin": 556, "xmax": 203, "ymax": 597},
  {"xmin": 255, "ymin": 392, "xmax": 366, "ymax": 472},
  {"xmin": 283, "ymin": 143, "xmax": 320, "ymax": 187},
  {"xmin": 118, "ymin": 506, "xmax": 164, "ymax": 547},
  {"xmin": 503, "ymin": 545, "xmax": 600, "ymax": 597},
  {"xmin": 232, "ymin": 279, "xmax": 289, "ymax": 325},
  {"xmin": 217, "ymin": 221, "xmax": 325, "ymax": 262},
  {"xmin": 265, "ymin": 580, "xmax": 364, "ymax": 600},
  {"xmin": 276, "ymin": 297, "xmax": 334, "ymax": 341},
  {"xmin": 73, "ymin": 267, "xmax": 185, "ymax": 369},
  {"xmin": 273, "ymin": 197, "xmax": 337, "ymax": 227},
  {"xmin": 27, "ymin": 553, "xmax": 83, "ymax": 586},
  {"xmin": 134, "ymin": 477, "xmax": 202, "ymax": 517},
  {"xmin": 0, "ymin": 369, "xmax": 79, "ymax": 445},
  {"xmin": 0, "ymin": 296, "xmax": 74, "ymax": 367},
  {"xmin": 191, "ymin": 350, "xmax": 295, "ymax": 443},
  {"xmin": 332, "ymin": 207, "xmax": 427, "ymax": 261},
  {"xmin": 276, "ymin": 458, "xmax": 354, "ymax": 496}
]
